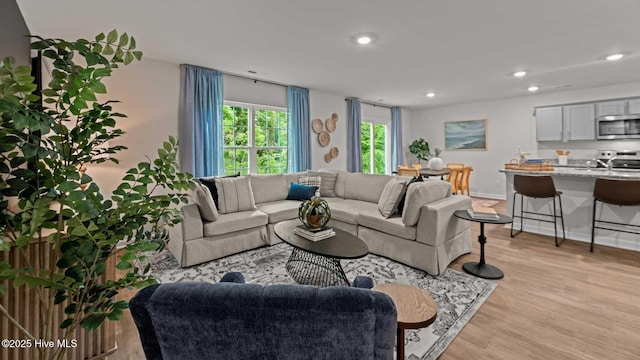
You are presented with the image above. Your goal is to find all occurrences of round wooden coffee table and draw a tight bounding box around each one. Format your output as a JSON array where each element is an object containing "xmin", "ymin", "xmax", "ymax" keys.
[
  {"xmin": 274, "ymin": 220, "xmax": 368, "ymax": 287},
  {"xmin": 373, "ymin": 283, "xmax": 438, "ymax": 359}
]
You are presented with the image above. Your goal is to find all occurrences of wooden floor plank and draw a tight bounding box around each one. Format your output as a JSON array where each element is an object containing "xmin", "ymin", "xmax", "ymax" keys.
[{"xmin": 109, "ymin": 199, "xmax": 640, "ymax": 360}]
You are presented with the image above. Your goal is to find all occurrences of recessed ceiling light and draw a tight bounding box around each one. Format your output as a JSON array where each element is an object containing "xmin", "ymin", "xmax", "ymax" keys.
[
  {"xmin": 606, "ymin": 53, "xmax": 624, "ymax": 61},
  {"xmin": 513, "ymin": 71, "xmax": 527, "ymax": 77},
  {"xmin": 426, "ymin": 92, "xmax": 436, "ymax": 98},
  {"xmin": 357, "ymin": 36, "xmax": 372, "ymax": 45},
  {"xmin": 528, "ymin": 86, "xmax": 539, "ymax": 92}
]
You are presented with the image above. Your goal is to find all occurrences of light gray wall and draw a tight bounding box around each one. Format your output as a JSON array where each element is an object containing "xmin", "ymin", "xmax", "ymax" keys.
[
  {"xmin": 409, "ymin": 81, "xmax": 640, "ymax": 199},
  {"xmin": 0, "ymin": 0, "xmax": 30, "ymax": 66}
]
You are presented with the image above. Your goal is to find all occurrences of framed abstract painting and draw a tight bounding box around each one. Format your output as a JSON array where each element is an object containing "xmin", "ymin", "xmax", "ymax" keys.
[{"xmin": 444, "ymin": 119, "xmax": 487, "ymax": 150}]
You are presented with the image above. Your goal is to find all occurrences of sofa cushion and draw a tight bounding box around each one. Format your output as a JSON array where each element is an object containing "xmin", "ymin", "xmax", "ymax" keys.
[
  {"xmin": 402, "ymin": 181, "xmax": 452, "ymax": 226},
  {"xmin": 256, "ymin": 200, "xmax": 301, "ymax": 224},
  {"xmin": 307, "ymin": 171, "xmax": 338, "ymax": 197},
  {"xmin": 328, "ymin": 199, "xmax": 379, "ymax": 224},
  {"xmin": 298, "ymin": 175, "xmax": 321, "ymax": 188},
  {"xmin": 357, "ymin": 210, "xmax": 417, "ymax": 240},
  {"xmin": 377, "ymin": 178, "xmax": 407, "ymax": 218},
  {"xmin": 334, "ymin": 171, "xmax": 349, "ymax": 198},
  {"xmin": 191, "ymin": 181, "xmax": 218, "ymax": 222},
  {"xmin": 397, "ymin": 176, "xmax": 424, "ymax": 215},
  {"xmin": 344, "ymin": 173, "xmax": 393, "ymax": 203},
  {"xmin": 284, "ymin": 172, "xmax": 306, "ymax": 186},
  {"xmin": 198, "ymin": 172, "xmax": 240, "ymax": 209},
  {"xmin": 203, "ymin": 210, "xmax": 268, "ymax": 236},
  {"xmin": 214, "ymin": 176, "xmax": 257, "ymax": 214},
  {"xmin": 286, "ymin": 183, "xmax": 318, "ymax": 200},
  {"xmin": 250, "ymin": 174, "xmax": 288, "ymax": 204}
]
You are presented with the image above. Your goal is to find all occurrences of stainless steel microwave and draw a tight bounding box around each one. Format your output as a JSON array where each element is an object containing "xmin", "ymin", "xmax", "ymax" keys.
[{"xmin": 597, "ymin": 115, "xmax": 640, "ymax": 140}]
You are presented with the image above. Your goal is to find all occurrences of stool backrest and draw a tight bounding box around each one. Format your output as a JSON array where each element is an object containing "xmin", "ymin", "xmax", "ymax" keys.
[
  {"xmin": 593, "ymin": 178, "xmax": 640, "ymax": 206},
  {"xmin": 513, "ymin": 175, "xmax": 557, "ymax": 198}
]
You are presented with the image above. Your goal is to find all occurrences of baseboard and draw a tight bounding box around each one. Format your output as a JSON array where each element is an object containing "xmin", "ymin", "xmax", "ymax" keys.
[
  {"xmin": 471, "ymin": 192, "xmax": 506, "ymax": 200},
  {"xmin": 508, "ymin": 222, "xmax": 640, "ymax": 252}
]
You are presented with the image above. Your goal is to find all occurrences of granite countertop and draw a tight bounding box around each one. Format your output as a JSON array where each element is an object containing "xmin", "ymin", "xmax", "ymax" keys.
[{"xmin": 500, "ymin": 167, "xmax": 640, "ymax": 179}]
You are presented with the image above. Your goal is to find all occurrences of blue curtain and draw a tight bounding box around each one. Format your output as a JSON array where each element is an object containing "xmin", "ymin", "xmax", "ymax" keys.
[
  {"xmin": 391, "ymin": 107, "xmax": 403, "ymax": 170},
  {"xmin": 179, "ymin": 64, "xmax": 224, "ymax": 177},
  {"xmin": 287, "ymin": 86, "xmax": 311, "ymax": 172},
  {"xmin": 347, "ymin": 98, "xmax": 362, "ymax": 172}
]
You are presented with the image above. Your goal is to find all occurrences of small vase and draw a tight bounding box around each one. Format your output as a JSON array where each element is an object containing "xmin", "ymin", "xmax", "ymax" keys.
[{"xmin": 428, "ymin": 157, "xmax": 444, "ymax": 170}]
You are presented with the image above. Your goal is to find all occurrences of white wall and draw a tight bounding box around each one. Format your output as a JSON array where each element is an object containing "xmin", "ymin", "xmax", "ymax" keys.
[
  {"xmin": 309, "ymin": 90, "xmax": 347, "ymax": 171},
  {"xmin": 90, "ymin": 58, "xmax": 180, "ymax": 195},
  {"xmin": 410, "ymin": 81, "xmax": 640, "ymax": 199},
  {"xmin": 224, "ymin": 75, "xmax": 286, "ymax": 108}
]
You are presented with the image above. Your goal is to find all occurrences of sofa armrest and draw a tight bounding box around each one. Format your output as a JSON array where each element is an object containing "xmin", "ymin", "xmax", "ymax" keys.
[
  {"xmin": 416, "ymin": 195, "xmax": 472, "ymax": 247},
  {"xmin": 129, "ymin": 284, "xmax": 162, "ymax": 360},
  {"xmin": 167, "ymin": 204, "xmax": 203, "ymax": 267},
  {"xmin": 180, "ymin": 203, "xmax": 204, "ymax": 241}
]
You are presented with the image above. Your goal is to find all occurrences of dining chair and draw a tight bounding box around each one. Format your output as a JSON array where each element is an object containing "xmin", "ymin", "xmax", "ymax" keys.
[
  {"xmin": 447, "ymin": 168, "xmax": 460, "ymax": 194},
  {"xmin": 457, "ymin": 166, "xmax": 473, "ymax": 196},
  {"xmin": 447, "ymin": 163, "xmax": 464, "ymax": 170},
  {"xmin": 397, "ymin": 165, "xmax": 419, "ymax": 177}
]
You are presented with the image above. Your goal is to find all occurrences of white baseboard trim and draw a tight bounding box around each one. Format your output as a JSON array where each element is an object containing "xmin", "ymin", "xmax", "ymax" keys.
[
  {"xmin": 471, "ymin": 192, "xmax": 506, "ymax": 200},
  {"xmin": 508, "ymin": 221, "xmax": 640, "ymax": 252}
]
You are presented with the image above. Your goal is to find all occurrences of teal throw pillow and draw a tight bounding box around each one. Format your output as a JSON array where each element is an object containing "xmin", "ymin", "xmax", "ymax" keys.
[{"xmin": 286, "ymin": 182, "xmax": 318, "ymax": 201}]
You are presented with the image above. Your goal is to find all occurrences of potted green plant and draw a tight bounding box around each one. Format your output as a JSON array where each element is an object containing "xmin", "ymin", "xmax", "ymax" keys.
[
  {"xmin": 409, "ymin": 138, "xmax": 431, "ymax": 166},
  {"xmin": 0, "ymin": 31, "xmax": 193, "ymax": 360}
]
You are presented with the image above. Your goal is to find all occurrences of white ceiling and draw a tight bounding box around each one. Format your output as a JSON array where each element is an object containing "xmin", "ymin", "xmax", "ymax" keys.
[{"xmin": 16, "ymin": 0, "xmax": 640, "ymax": 109}]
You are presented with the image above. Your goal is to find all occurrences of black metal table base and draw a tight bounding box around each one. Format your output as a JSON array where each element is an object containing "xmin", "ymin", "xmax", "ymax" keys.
[
  {"xmin": 463, "ymin": 262, "xmax": 504, "ymax": 279},
  {"xmin": 285, "ymin": 247, "xmax": 350, "ymax": 287}
]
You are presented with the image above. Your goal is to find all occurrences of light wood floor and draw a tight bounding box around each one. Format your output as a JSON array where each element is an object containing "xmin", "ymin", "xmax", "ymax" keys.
[{"xmin": 110, "ymin": 199, "xmax": 640, "ymax": 360}]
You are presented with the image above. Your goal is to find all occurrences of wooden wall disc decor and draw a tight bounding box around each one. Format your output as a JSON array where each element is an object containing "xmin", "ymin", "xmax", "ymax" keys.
[
  {"xmin": 324, "ymin": 153, "xmax": 333, "ymax": 163},
  {"xmin": 318, "ymin": 130, "xmax": 330, "ymax": 147},
  {"xmin": 330, "ymin": 147, "xmax": 339, "ymax": 158},
  {"xmin": 312, "ymin": 118, "xmax": 324, "ymax": 134},
  {"xmin": 331, "ymin": 113, "xmax": 339, "ymax": 121},
  {"xmin": 326, "ymin": 118, "xmax": 336, "ymax": 132}
]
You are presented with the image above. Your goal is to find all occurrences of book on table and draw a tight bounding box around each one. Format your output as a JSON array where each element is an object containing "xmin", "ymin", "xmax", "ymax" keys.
[
  {"xmin": 467, "ymin": 207, "xmax": 500, "ymax": 220},
  {"xmin": 294, "ymin": 226, "xmax": 335, "ymax": 241}
]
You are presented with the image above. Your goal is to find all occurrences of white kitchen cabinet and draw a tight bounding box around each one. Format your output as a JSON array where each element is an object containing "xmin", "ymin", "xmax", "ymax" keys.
[
  {"xmin": 563, "ymin": 104, "xmax": 595, "ymax": 140},
  {"xmin": 536, "ymin": 106, "xmax": 563, "ymax": 141},
  {"xmin": 596, "ymin": 101, "xmax": 625, "ymax": 116},
  {"xmin": 628, "ymin": 98, "xmax": 640, "ymax": 114}
]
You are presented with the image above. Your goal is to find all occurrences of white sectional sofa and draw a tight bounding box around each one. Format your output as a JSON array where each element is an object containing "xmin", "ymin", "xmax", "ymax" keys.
[{"xmin": 168, "ymin": 171, "xmax": 472, "ymax": 275}]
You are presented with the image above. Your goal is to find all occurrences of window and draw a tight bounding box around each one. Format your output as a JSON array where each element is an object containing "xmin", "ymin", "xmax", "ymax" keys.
[
  {"xmin": 361, "ymin": 121, "xmax": 387, "ymax": 174},
  {"xmin": 223, "ymin": 102, "xmax": 287, "ymax": 175}
]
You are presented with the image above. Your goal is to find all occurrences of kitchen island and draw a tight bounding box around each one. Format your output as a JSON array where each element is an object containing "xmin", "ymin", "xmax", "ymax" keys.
[{"xmin": 501, "ymin": 168, "xmax": 640, "ymax": 251}]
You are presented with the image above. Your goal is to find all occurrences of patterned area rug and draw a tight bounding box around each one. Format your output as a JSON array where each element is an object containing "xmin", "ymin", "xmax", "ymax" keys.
[{"xmin": 151, "ymin": 244, "xmax": 496, "ymax": 360}]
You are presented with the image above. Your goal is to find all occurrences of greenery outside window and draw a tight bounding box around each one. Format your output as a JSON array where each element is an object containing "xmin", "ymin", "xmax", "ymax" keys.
[
  {"xmin": 361, "ymin": 121, "xmax": 387, "ymax": 174},
  {"xmin": 223, "ymin": 102, "xmax": 287, "ymax": 175}
]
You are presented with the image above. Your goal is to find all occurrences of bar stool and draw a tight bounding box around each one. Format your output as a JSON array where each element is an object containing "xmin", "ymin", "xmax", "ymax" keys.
[
  {"xmin": 510, "ymin": 175, "xmax": 566, "ymax": 246},
  {"xmin": 591, "ymin": 178, "xmax": 640, "ymax": 252}
]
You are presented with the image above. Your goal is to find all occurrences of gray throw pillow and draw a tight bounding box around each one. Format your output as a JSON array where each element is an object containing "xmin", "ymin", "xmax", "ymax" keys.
[
  {"xmin": 214, "ymin": 176, "xmax": 257, "ymax": 214},
  {"xmin": 191, "ymin": 181, "xmax": 219, "ymax": 222},
  {"xmin": 377, "ymin": 178, "xmax": 407, "ymax": 218},
  {"xmin": 307, "ymin": 171, "xmax": 338, "ymax": 197}
]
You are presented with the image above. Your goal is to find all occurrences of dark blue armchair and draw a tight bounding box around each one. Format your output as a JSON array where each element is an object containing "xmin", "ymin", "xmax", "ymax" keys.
[{"xmin": 130, "ymin": 273, "xmax": 397, "ymax": 359}]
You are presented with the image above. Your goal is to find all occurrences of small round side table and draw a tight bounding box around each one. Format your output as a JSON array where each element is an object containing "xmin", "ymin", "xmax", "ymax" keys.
[
  {"xmin": 373, "ymin": 283, "xmax": 437, "ymax": 359},
  {"xmin": 454, "ymin": 210, "xmax": 512, "ymax": 279}
]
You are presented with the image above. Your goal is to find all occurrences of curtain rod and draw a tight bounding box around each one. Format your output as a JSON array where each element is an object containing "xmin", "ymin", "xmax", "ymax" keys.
[
  {"xmin": 224, "ymin": 72, "xmax": 289, "ymax": 89},
  {"xmin": 345, "ymin": 98, "xmax": 394, "ymax": 109}
]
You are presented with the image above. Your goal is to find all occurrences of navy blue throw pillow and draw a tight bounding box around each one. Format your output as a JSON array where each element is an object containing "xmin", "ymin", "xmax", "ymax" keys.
[
  {"xmin": 198, "ymin": 172, "xmax": 240, "ymax": 208},
  {"xmin": 397, "ymin": 176, "xmax": 423, "ymax": 215},
  {"xmin": 286, "ymin": 182, "xmax": 318, "ymax": 201}
]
